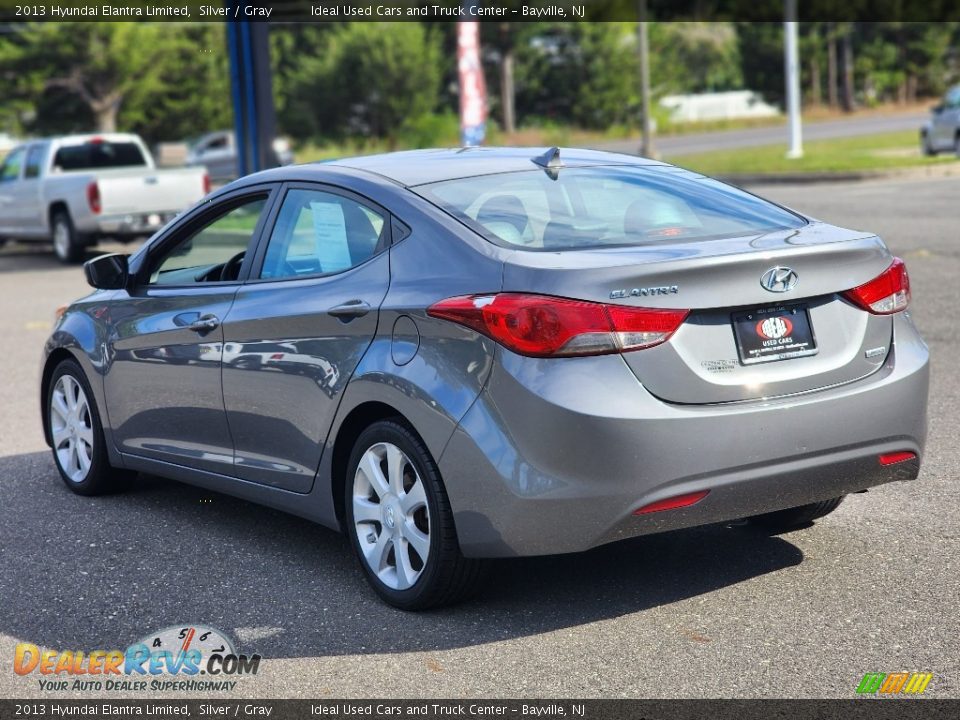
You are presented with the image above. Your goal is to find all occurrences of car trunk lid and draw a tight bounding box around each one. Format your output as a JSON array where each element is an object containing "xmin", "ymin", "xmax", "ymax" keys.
[{"xmin": 501, "ymin": 222, "xmax": 894, "ymax": 404}]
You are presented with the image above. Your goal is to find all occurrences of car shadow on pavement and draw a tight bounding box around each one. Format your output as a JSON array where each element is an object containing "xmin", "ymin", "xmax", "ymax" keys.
[{"xmin": 1, "ymin": 451, "xmax": 804, "ymax": 658}]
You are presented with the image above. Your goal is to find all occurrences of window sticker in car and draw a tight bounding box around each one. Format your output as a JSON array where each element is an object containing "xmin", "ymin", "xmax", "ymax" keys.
[{"xmin": 310, "ymin": 201, "xmax": 352, "ymax": 274}]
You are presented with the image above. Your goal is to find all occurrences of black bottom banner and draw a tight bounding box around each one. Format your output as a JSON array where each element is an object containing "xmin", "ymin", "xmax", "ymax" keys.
[{"xmin": 2, "ymin": 699, "xmax": 958, "ymax": 720}]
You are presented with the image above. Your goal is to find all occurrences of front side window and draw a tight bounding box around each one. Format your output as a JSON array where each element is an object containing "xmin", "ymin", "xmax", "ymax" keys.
[
  {"xmin": 416, "ymin": 166, "xmax": 806, "ymax": 250},
  {"xmin": 0, "ymin": 147, "xmax": 24, "ymax": 182},
  {"xmin": 149, "ymin": 197, "xmax": 267, "ymax": 285},
  {"xmin": 260, "ymin": 188, "xmax": 385, "ymax": 280}
]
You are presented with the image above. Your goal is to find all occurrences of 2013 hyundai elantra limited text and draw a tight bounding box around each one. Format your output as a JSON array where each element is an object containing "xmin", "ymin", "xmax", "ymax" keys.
[{"xmin": 42, "ymin": 148, "xmax": 929, "ymax": 609}]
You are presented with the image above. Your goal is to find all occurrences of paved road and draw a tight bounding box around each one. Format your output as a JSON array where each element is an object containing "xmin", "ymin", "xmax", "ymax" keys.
[
  {"xmin": 591, "ymin": 111, "xmax": 927, "ymax": 157},
  {"xmin": 0, "ymin": 175, "xmax": 958, "ymax": 699}
]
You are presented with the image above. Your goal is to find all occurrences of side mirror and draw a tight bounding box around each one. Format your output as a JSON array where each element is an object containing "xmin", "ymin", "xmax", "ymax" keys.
[
  {"xmin": 933, "ymin": 104, "xmax": 945, "ymax": 114},
  {"xmin": 84, "ymin": 253, "xmax": 129, "ymax": 290}
]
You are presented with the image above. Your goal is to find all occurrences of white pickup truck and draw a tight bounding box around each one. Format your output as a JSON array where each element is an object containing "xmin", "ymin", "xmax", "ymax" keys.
[{"xmin": 0, "ymin": 133, "xmax": 209, "ymax": 263}]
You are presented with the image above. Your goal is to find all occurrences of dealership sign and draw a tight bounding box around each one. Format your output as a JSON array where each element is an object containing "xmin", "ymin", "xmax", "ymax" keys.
[{"xmin": 457, "ymin": 15, "xmax": 487, "ymax": 146}]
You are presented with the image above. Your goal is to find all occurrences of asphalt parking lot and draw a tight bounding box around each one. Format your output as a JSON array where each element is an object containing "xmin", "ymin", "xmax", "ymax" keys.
[{"xmin": 1, "ymin": 175, "xmax": 958, "ymax": 700}]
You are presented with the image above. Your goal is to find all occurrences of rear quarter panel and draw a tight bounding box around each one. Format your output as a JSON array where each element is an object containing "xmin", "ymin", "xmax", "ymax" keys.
[
  {"xmin": 313, "ymin": 185, "xmax": 505, "ymax": 527},
  {"xmin": 37, "ymin": 174, "xmax": 97, "ymax": 234}
]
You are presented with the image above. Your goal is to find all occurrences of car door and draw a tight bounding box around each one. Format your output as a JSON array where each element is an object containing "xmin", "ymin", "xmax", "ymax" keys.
[
  {"xmin": 0, "ymin": 146, "xmax": 25, "ymax": 235},
  {"xmin": 16, "ymin": 144, "xmax": 47, "ymax": 235},
  {"xmin": 220, "ymin": 183, "xmax": 393, "ymax": 492},
  {"xmin": 102, "ymin": 187, "xmax": 277, "ymax": 474}
]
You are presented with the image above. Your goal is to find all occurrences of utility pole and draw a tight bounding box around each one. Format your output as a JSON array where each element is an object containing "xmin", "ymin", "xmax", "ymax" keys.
[
  {"xmin": 841, "ymin": 25, "xmax": 856, "ymax": 112},
  {"xmin": 784, "ymin": 0, "xmax": 803, "ymax": 159},
  {"xmin": 638, "ymin": 0, "xmax": 654, "ymax": 158}
]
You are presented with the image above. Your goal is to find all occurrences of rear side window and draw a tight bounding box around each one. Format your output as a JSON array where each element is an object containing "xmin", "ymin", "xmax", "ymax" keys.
[
  {"xmin": 416, "ymin": 166, "xmax": 805, "ymax": 250},
  {"xmin": 260, "ymin": 188, "xmax": 386, "ymax": 279},
  {"xmin": 52, "ymin": 141, "xmax": 147, "ymax": 171}
]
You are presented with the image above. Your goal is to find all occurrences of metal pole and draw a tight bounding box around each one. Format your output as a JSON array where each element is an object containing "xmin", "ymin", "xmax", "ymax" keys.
[
  {"xmin": 638, "ymin": 0, "xmax": 654, "ymax": 158},
  {"xmin": 240, "ymin": 21, "xmax": 259, "ymax": 173},
  {"xmin": 226, "ymin": 16, "xmax": 247, "ymax": 178},
  {"xmin": 784, "ymin": 0, "xmax": 803, "ymax": 158}
]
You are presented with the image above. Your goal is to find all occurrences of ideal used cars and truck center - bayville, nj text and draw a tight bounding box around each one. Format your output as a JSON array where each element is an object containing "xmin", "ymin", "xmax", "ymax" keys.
[{"xmin": 25, "ymin": 4, "xmax": 582, "ymax": 20}]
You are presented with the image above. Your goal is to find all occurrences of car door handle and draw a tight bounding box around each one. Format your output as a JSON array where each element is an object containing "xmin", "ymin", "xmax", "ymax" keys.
[
  {"xmin": 188, "ymin": 314, "xmax": 220, "ymax": 333},
  {"xmin": 328, "ymin": 300, "xmax": 371, "ymax": 320}
]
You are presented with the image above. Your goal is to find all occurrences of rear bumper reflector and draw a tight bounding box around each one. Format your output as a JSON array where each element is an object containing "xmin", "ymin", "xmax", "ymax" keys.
[
  {"xmin": 634, "ymin": 490, "xmax": 710, "ymax": 515},
  {"xmin": 878, "ymin": 451, "xmax": 918, "ymax": 466}
]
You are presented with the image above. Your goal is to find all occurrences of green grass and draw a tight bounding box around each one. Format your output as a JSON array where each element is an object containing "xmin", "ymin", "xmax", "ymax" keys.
[
  {"xmin": 295, "ymin": 139, "xmax": 397, "ymax": 163},
  {"xmin": 669, "ymin": 130, "xmax": 959, "ymax": 176},
  {"xmin": 290, "ymin": 117, "xmax": 786, "ymax": 163}
]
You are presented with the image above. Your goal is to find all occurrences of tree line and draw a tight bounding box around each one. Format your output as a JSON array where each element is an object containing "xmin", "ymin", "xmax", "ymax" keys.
[{"xmin": 0, "ymin": 21, "xmax": 957, "ymax": 148}]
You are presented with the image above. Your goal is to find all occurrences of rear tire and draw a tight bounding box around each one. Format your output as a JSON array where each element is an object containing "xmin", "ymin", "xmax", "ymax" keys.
[
  {"xmin": 954, "ymin": 134, "xmax": 960, "ymax": 159},
  {"xmin": 51, "ymin": 209, "xmax": 85, "ymax": 264},
  {"xmin": 47, "ymin": 359, "xmax": 135, "ymax": 495},
  {"xmin": 344, "ymin": 419, "xmax": 487, "ymax": 610},
  {"xmin": 749, "ymin": 496, "xmax": 845, "ymax": 531}
]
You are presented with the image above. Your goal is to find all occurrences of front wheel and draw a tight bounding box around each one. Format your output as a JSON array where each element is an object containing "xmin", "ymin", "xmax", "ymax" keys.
[
  {"xmin": 921, "ymin": 133, "xmax": 936, "ymax": 157},
  {"xmin": 749, "ymin": 496, "xmax": 845, "ymax": 532},
  {"xmin": 954, "ymin": 134, "xmax": 960, "ymax": 159},
  {"xmin": 345, "ymin": 419, "xmax": 487, "ymax": 610},
  {"xmin": 51, "ymin": 210, "xmax": 86, "ymax": 264},
  {"xmin": 47, "ymin": 359, "xmax": 134, "ymax": 495}
]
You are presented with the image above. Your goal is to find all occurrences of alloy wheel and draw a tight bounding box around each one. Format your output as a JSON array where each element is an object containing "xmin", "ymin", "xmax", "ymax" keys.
[
  {"xmin": 53, "ymin": 220, "xmax": 71, "ymax": 261},
  {"xmin": 50, "ymin": 374, "xmax": 94, "ymax": 483},
  {"xmin": 352, "ymin": 442, "xmax": 431, "ymax": 590}
]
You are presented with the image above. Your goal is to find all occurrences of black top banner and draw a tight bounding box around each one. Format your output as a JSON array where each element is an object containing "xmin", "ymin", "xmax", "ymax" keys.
[{"xmin": 2, "ymin": 0, "xmax": 960, "ymax": 23}]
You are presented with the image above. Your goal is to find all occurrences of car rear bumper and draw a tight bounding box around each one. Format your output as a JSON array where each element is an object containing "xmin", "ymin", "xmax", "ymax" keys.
[
  {"xmin": 79, "ymin": 212, "xmax": 179, "ymax": 238},
  {"xmin": 440, "ymin": 313, "xmax": 929, "ymax": 558}
]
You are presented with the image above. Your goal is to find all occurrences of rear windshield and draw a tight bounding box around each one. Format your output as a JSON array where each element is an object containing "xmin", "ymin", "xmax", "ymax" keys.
[
  {"xmin": 52, "ymin": 141, "xmax": 147, "ymax": 171},
  {"xmin": 416, "ymin": 165, "xmax": 806, "ymax": 250}
]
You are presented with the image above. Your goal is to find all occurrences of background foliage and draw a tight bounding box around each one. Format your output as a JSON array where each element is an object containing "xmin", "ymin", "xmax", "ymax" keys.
[{"xmin": 0, "ymin": 21, "xmax": 957, "ymax": 147}]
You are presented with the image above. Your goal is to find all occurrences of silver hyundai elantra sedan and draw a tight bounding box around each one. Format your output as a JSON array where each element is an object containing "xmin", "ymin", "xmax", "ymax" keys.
[{"xmin": 41, "ymin": 148, "xmax": 928, "ymax": 609}]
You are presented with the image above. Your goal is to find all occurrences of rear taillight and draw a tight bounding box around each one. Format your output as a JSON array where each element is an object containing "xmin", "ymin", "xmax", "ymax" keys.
[
  {"xmin": 202, "ymin": 172, "xmax": 211, "ymax": 195},
  {"xmin": 842, "ymin": 257, "xmax": 910, "ymax": 315},
  {"xmin": 86, "ymin": 181, "xmax": 101, "ymax": 214},
  {"xmin": 427, "ymin": 293, "xmax": 689, "ymax": 358}
]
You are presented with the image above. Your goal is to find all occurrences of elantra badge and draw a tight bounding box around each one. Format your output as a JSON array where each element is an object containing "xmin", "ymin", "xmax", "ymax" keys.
[
  {"xmin": 610, "ymin": 285, "xmax": 679, "ymax": 299},
  {"xmin": 760, "ymin": 266, "xmax": 798, "ymax": 292}
]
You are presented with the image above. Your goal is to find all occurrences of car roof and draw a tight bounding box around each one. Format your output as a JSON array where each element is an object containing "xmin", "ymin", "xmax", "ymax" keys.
[{"xmin": 325, "ymin": 147, "xmax": 667, "ymax": 187}]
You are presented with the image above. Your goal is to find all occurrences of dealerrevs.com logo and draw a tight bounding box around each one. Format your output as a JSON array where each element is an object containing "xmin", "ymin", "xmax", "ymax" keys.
[{"xmin": 14, "ymin": 624, "xmax": 261, "ymax": 693}]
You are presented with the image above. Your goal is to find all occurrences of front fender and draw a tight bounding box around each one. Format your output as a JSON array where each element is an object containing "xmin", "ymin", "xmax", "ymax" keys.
[{"xmin": 40, "ymin": 293, "xmax": 123, "ymax": 465}]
